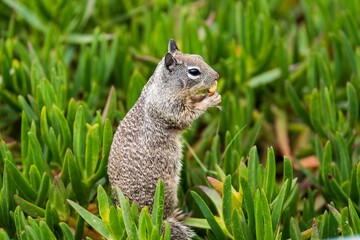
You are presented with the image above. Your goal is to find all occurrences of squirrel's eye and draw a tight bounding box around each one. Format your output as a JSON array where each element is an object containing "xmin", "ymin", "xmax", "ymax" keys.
[{"xmin": 188, "ymin": 68, "xmax": 201, "ymax": 76}]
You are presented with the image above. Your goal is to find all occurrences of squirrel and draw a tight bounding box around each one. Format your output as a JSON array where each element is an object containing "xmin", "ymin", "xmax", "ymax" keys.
[{"xmin": 108, "ymin": 39, "xmax": 221, "ymax": 239}]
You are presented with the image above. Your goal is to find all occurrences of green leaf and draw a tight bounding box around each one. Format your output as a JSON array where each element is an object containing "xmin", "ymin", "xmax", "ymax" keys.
[
  {"xmin": 14, "ymin": 195, "xmax": 45, "ymax": 218},
  {"xmin": 52, "ymin": 105, "xmax": 72, "ymax": 153},
  {"xmin": 283, "ymin": 157, "xmax": 293, "ymax": 193},
  {"xmin": 248, "ymin": 68, "xmax": 281, "ymax": 88},
  {"xmin": 328, "ymin": 204, "xmax": 341, "ymax": 224},
  {"xmin": 102, "ymin": 119, "xmax": 113, "ymax": 163},
  {"xmin": 45, "ymin": 202, "xmax": 55, "ymax": 231},
  {"xmin": 321, "ymin": 142, "xmax": 332, "ymax": 187},
  {"xmin": 97, "ymin": 185, "xmax": 110, "ymax": 225},
  {"xmin": 232, "ymin": 209, "xmax": 245, "ymax": 240},
  {"xmin": 87, "ymin": 118, "xmax": 113, "ymax": 185},
  {"xmin": 248, "ymin": 146, "xmax": 259, "ymax": 192},
  {"xmin": 3, "ymin": 0, "xmax": 48, "ymax": 32},
  {"xmin": 39, "ymin": 221, "xmax": 56, "ymax": 240},
  {"xmin": 163, "ymin": 221, "xmax": 171, "ymax": 240},
  {"xmin": 346, "ymin": 82, "xmax": 358, "ymax": 128},
  {"xmin": 139, "ymin": 206, "xmax": 152, "ymax": 239},
  {"xmin": 152, "ymin": 180, "xmax": 165, "ymax": 233},
  {"xmin": 358, "ymin": 163, "xmax": 360, "ymax": 205},
  {"xmin": 59, "ymin": 222, "xmax": 75, "ymax": 240},
  {"xmin": 151, "ymin": 227, "xmax": 159, "ymax": 240},
  {"xmin": 67, "ymin": 199, "xmax": 110, "ymax": 238},
  {"xmin": 309, "ymin": 90, "xmax": 327, "ymax": 137},
  {"xmin": 255, "ymin": 190, "xmax": 264, "ymax": 239},
  {"xmin": 264, "ymin": 147, "xmax": 275, "ymax": 201},
  {"xmin": 40, "ymin": 80, "xmax": 59, "ymax": 116},
  {"xmin": 6, "ymin": 159, "xmax": 37, "ymax": 201},
  {"xmin": 35, "ymin": 173, "xmax": 50, "ymax": 206},
  {"xmin": 340, "ymin": 207, "xmax": 353, "ymax": 236},
  {"xmin": 329, "ymin": 177, "xmax": 349, "ymax": 204},
  {"xmin": 40, "ymin": 107, "xmax": 60, "ymax": 164},
  {"xmin": 126, "ymin": 71, "xmax": 146, "ymax": 110},
  {"xmin": 1, "ymin": 159, "xmax": 14, "ymax": 229},
  {"xmin": 14, "ymin": 206, "xmax": 27, "ymax": 240},
  {"xmin": 0, "ymin": 229, "xmax": 10, "ymax": 240},
  {"xmin": 18, "ymin": 95, "xmax": 38, "ymax": 123},
  {"xmin": 335, "ymin": 133, "xmax": 351, "ymax": 180},
  {"xmin": 66, "ymin": 99, "xmax": 77, "ymax": 134},
  {"xmin": 28, "ymin": 131, "xmax": 46, "ymax": 174},
  {"xmin": 73, "ymin": 105, "xmax": 86, "ymax": 170},
  {"xmin": 115, "ymin": 186, "xmax": 134, "ymax": 239},
  {"xmin": 183, "ymin": 218, "xmax": 210, "ymax": 229},
  {"xmin": 199, "ymin": 186, "xmax": 222, "ymax": 218},
  {"xmin": 211, "ymin": 135, "xmax": 221, "ymax": 168},
  {"xmin": 29, "ymin": 165, "xmax": 41, "ymax": 190},
  {"xmin": 66, "ymin": 149, "xmax": 87, "ymax": 205},
  {"xmin": 285, "ymin": 81, "xmax": 311, "ymax": 126},
  {"xmin": 109, "ymin": 206, "xmax": 126, "ymax": 239},
  {"xmin": 102, "ymin": 86, "xmax": 117, "ymax": 123},
  {"xmin": 323, "ymin": 87, "xmax": 337, "ymax": 132},
  {"xmin": 350, "ymin": 166, "xmax": 359, "ymax": 203},
  {"xmin": 223, "ymin": 131, "xmax": 234, "ymax": 174},
  {"xmin": 215, "ymin": 164, "xmax": 226, "ymax": 182},
  {"xmin": 240, "ymin": 177, "xmax": 255, "ymax": 234},
  {"xmin": 348, "ymin": 200, "xmax": 360, "ymax": 234},
  {"xmin": 191, "ymin": 191, "xmax": 226, "ymax": 240},
  {"xmin": 21, "ymin": 111, "xmax": 29, "ymax": 160},
  {"xmin": 340, "ymin": 31, "xmax": 358, "ymax": 78},
  {"xmin": 26, "ymin": 217, "xmax": 38, "ymax": 237},
  {"xmin": 85, "ymin": 124, "xmax": 100, "ymax": 178},
  {"xmin": 244, "ymin": 116, "xmax": 262, "ymax": 153},
  {"xmin": 25, "ymin": 225, "xmax": 38, "ymax": 240},
  {"xmin": 271, "ymin": 179, "xmax": 289, "ymax": 232},
  {"xmin": 311, "ymin": 219, "xmax": 320, "ymax": 240},
  {"xmin": 74, "ymin": 217, "xmax": 85, "ymax": 240},
  {"xmin": 255, "ymin": 189, "xmax": 272, "ymax": 240},
  {"xmin": 222, "ymin": 175, "xmax": 232, "ymax": 234},
  {"xmin": 131, "ymin": 213, "xmax": 139, "ymax": 239},
  {"xmin": 289, "ymin": 217, "xmax": 301, "ymax": 240}
]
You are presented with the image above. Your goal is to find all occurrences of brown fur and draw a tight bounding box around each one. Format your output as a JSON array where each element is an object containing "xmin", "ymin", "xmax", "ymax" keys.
[{"xmin": 108, "ymin": 40, "xmax": 221, "ymax": 239}]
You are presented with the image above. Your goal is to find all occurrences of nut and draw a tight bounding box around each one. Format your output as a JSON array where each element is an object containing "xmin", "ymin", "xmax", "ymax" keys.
[{"xmin": 207, "ymin": 81, "xmax": 217, "ymax": 96}]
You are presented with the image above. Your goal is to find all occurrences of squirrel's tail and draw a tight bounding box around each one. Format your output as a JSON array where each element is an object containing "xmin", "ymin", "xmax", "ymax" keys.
[{"xmin": 167, "ymin": 217, "xmax": 195, "ymax": 240}]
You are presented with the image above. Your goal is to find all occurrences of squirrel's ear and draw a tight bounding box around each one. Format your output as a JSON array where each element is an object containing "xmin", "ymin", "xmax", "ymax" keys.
[
  {"xmin": 165, "ymin": 53, "xmax": 176, "ymax": 71},
  {"xmin": 168, "ymin": 39, "xmax": 179, "ymax": 54}
]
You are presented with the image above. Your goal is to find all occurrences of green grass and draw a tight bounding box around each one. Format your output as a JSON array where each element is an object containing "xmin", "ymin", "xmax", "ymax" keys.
[{"xmin": 1, "ymin": 0, "xmax": 360, "ymax": 239}]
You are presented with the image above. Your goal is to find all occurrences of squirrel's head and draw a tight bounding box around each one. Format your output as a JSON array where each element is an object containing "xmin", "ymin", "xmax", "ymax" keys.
[
  {"xmin": 159, "ymin": 39, "xmax": 219, "ymax": 98},
  {"xmin": 144, "ymin": 39, "xmax": 220, "ymax": 129}
]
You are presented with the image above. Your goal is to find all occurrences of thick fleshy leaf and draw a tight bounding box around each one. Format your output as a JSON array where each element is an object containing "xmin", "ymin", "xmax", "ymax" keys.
[
  {"xmin": 222, "ymin": 175, "xmax": 232, "ymax": 233},
  {"xmin": 191, "ymin": 191, "xmax": 226, "ymax": 240},
  {"xmin": 97, "ymin": 185, "xmax": 110, "ymax": 226},
  {"xmin": 183, "ymin": 218, "xmax": 210, "ymax": 229},
  {"xmin": 6, "ymin": 159, "xmax": 37, "ymax": 201},
  {"xmin": 67, "ymin": 199, "xmax": 110, "ymax": 238},
  {"xmin": 14, "ymin": 195, "xmax": 45, "ymax": 218},
  {"xmin": 199, "ymin": 186, "xmax": 222, "ymax": 217},
  {"xmin": 115, "ymin": 186, "xmax": 134, "ymax": 239},
  {"xmin": 151, "ymin": 180, "xmax": 165, "ymax": 233}
]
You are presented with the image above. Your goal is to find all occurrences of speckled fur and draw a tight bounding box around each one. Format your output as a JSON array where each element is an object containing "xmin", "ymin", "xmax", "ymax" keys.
[{"xmin": 108, "ymin": 40, "xmax": 220, "ymax": 239}]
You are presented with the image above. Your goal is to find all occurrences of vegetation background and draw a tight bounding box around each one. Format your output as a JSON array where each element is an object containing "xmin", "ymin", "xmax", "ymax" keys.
[{"xmin": 1, "ymin": 0, "xmax": 360, "ymax": 239}]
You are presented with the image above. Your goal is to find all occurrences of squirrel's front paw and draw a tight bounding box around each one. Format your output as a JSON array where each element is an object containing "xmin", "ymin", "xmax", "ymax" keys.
[{"xmin": 204, "ymin": 92, "xmax": 221, "ymax": 109}]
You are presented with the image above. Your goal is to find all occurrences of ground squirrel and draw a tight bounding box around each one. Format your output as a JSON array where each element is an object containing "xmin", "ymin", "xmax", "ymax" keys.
[{"xmin": 108, "ymin": 39, "xmax": 221, "ymax": 239}]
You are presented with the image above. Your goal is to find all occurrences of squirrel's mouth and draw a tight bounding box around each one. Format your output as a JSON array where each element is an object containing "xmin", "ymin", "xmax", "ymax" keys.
[
  {"xmin": 191, "ymin": 81, "xmax": 218, "ymax": 102},
  {"xmin": 198, "ymin": 81, "xmax": 218, "ymax": 95},
  {"xmin": 206, "ymin": 81, "xmax": 217, "ymax": 96}
]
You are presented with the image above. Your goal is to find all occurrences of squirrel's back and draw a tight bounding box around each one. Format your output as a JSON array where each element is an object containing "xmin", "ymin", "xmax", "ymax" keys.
[{"xmin": 108, "ymin": 39, "xmax": 221, "ymax": 239}]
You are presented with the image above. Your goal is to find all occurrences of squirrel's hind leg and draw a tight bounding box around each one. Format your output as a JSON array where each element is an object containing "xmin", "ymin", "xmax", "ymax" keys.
[{"xmin": 166, "ymin": 218, "xmax": 195, "ymax": 240}]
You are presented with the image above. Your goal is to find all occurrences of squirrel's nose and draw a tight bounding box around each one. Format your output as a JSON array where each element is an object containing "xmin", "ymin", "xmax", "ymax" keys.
[{"xmin": 214, "ymin": 72, "xmax": 220, "ymax": 80}]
